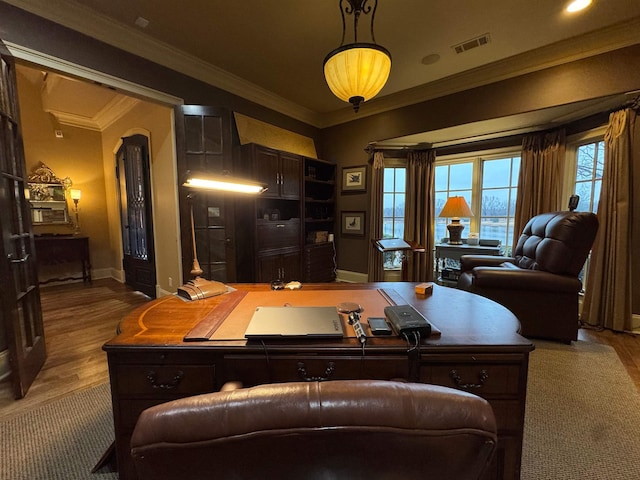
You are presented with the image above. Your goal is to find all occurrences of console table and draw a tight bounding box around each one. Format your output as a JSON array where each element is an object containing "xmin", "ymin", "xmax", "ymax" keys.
[
  {"xmin": 34, "ymin": 235, "xmax": 91, "ymax": 284},
  {"xmin": 103, "ymin": 282, "xmax": 533, "ymax": 480}
]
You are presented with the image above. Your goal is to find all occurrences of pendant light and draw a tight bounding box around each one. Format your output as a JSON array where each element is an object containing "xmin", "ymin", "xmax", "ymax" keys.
[{"xmin": 323, "ymin": 0, "xmax": 391, "ymax": 112}]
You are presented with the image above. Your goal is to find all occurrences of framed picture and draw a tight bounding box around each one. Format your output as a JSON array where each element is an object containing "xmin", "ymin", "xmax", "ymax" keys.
[
  {"xmin": 341, "ymin": 165, "xmax": 367, "ymax": 193},
  {"xmin": 341, "ymin": 211, "xmax": 366, "ymax": 236}
]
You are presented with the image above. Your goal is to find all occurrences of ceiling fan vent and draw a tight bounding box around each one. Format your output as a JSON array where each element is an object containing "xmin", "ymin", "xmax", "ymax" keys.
[{"xmin": 453, "ymin": 33, "xmax": 491, "ymax": 54}]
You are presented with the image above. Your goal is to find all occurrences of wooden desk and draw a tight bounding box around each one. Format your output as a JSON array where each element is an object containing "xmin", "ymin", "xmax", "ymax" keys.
[
  {"xmin": 103, "ymin": 282, "xmax": 533, "ymax": 480},
  {"xmin": 34, "ymin": 235, "xmax": 91, "ymax": 284}
]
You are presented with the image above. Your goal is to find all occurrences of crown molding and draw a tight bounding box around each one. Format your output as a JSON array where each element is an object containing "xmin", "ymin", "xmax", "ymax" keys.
[
  {"xmin": 5, "ymin": 1, "xmax": 640, "ymax": 129},
  {"xmin": 2, "ymin": 0, "xmax": 321, "ymax": 126},
  {"xmin": 319, "ymin": 16, "xmax": 640, "ymax": 127},
  {"xmin": 45, "ymin": 95, "xmax": 140, "ymax": 131}
]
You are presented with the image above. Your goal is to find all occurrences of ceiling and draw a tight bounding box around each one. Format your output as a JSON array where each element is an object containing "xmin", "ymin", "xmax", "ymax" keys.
[{"xmin": 6, "ymin": 0, "xmax": 640, "ymax": 140}]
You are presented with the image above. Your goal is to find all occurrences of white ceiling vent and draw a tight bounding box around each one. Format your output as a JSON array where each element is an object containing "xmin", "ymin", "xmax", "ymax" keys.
[{"xmin": 453, "ymin": 33, "xmax": 491, "ymax": 54}]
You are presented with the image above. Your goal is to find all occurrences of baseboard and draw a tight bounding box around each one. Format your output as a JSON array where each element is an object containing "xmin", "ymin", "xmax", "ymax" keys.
[{"xmin": 335, "ymin": 269, "xmax": 368, "ymax": 283}]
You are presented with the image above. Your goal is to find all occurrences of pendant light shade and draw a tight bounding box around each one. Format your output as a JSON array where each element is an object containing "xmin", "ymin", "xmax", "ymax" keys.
[
  {"xmin": 324, "ymin": 0, "xmax": 391, "ymax": 113},
  {"xmin": 323, "ymin": 43, "xmax": 391, "ymax": 112}
]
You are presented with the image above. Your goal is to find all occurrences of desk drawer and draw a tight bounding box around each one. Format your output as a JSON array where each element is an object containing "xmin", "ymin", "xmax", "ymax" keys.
[
  {"xmin": 420, "ymin": 363, "xmax": 521, "ymax": 396},
  {"xmin": 115, "ymin": 364, "xmax": 215, "ymax": 395},
  {"xmin": 224, "ymin": 355, "xmax": 409, "ymax": 385}
]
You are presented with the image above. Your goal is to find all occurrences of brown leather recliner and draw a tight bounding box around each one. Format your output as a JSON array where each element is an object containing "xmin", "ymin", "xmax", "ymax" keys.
[
  {"xmin": 457, "ymin": 211, "xmax": 598, "ymax": 343},
  {"xmin": 130, "ymin": 380, "xmax": 497, "ymax": 480}
]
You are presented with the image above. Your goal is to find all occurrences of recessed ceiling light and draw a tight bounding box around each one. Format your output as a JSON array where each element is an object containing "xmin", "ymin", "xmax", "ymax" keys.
[
  {"xmin": 421, "ymin": 54, "xmax": 441, "ymax": 65},
  {"xmin": 566, "ymin": 0, "xmax": 592, "ymax": 13}
]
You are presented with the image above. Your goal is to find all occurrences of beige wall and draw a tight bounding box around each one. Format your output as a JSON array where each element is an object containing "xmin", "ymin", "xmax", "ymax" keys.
[
  {"xmin": 17, "ymin": 68, "xmax": 112, "ymax": 280},
  {"xmin": 101, "ymin": 102, "xmax": 180, "ymax": 296},
  {"xmin": 17, "ymin": 66, "xmax": 179, "ymax": 295}
]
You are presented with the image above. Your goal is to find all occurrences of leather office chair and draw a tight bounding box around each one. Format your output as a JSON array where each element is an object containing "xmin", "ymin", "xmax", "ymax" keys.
[
  {"xmin": 457, "ymin": 211, "xmax": 598, "ymax": 343},
  {"xmin": 130, "ymin": 380, "xmax": 497, "ymax": 480}
]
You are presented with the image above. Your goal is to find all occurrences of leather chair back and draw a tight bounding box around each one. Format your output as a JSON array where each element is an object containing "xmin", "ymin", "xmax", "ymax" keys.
[
  {"xmin": 512, "ymin": 211, "xmax": 599, "ymax": 276},
  {"xmin": 131, "ymin": 380, "xmax": 497, "ymax": 480}
]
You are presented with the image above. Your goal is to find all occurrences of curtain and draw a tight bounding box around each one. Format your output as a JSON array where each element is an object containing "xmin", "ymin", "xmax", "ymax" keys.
[
  {"xmin": 404, "ymin": 150, "xmax": 436, "ymax": 281},
  {"xmin": 512, "ymin": 129, "xmax": 566, "ymax": 247},
  {"xmin": 581, "ymin": 108, "xmax": 634, "ymax": 331},
  {"xmin": 367, "ymin": 151, "xmax": 385, "ymax": 281}
]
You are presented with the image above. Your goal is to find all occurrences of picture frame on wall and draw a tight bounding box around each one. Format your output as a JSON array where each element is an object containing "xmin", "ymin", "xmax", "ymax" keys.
[
  {"xmin": 341, "ymin": 211, "xmax": 366, "ymax": 236},
  {"xmin": 341, "ymin": 165, "xmax": 367, "ymax": 193}
]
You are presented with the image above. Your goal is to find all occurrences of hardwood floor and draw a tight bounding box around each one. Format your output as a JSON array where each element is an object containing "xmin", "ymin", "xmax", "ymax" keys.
[
  {"xmin": 0, "ymin": 279, "xmax": 638, "ymax": 419},
  {"xmin": 0, "ymin": 279, "xmax": 151, "ymax": 419}
]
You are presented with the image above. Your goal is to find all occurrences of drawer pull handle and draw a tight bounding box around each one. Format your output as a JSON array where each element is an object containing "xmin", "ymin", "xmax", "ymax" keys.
[
  {"xmin": 297, "ymin": 361, "xmax": 335, "ymax": 382},
  {"xmin": 146, "ymin": 370, "xmax": 184, "ymax": 390},
  {"xmin": 450, "ymin": 369, "xmax": 489, "ymax": 389},
  {"xmin": 276, "ymin": 224, "xmax": 285, "ymax": 228}
]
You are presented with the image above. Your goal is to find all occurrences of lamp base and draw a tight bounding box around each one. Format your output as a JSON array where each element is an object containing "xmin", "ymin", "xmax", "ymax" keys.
[
  {"xmin": 447, "ymin": 220, "xmax": 465, "ymax": 245},
  {"xmin": 177, "ymin": 276, "xmax": 227, "ymax": 301}
]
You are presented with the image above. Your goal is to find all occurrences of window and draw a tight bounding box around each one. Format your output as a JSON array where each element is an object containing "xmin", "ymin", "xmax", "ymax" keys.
[
  {"xmin": 574, "ymin": 140, "xmax": 604, "ymax": 213},
  {"xmin": 382, "ymin": 166, "xmax": 406, "ymax": 269},
  {"xmin": 569, "ymin": 137, "xmax": 604, "ymax": 290},
  {"xmin": 479, "ymin": 156, "xmax": 520, "ymax": 253},
  {"xmin": 435, "ymin": 152, "xmax": 520, "ymax": 254},
  {"xmin": 434, "ymin": 162, "xmax": 473, "ymax": 242}
]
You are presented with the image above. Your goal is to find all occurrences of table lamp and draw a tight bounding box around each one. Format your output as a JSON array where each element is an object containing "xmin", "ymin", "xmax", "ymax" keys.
[
  {"xmin": 70, "ymin": 189, "xmax": 81, "ymax": 234},
  {"xmin": 439, "ymin": 196, "xmax": 474, "ymax": 245}
]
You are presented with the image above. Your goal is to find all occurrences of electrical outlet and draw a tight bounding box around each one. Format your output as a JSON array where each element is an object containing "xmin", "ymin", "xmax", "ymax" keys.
[{"xmin": 168, "ymin": 277, "xmax": 173, "ymax": 287}]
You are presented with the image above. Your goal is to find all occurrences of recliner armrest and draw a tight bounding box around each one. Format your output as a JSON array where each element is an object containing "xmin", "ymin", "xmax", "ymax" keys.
[
  {"xmin": 460, "ymin": 255, "xmax": 515, "ymax": 272},
  {"xmin": 470, "ymin": 267, "xmax": 582, "ymax": 293}
]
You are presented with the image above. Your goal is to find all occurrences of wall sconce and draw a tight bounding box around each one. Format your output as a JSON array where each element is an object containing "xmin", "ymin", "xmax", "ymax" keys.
[
  {"xmin": 439, "ymin": 196, "xmax": 474, "ymax": 245},
  {"xmin": 70, "ymin": 189, "xmax": 81, "ymax": 234}
]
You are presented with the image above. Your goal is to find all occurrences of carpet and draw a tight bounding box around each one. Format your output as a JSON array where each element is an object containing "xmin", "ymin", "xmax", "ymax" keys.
[
  {"xmin": 522, "ymin": 340, "xmax": 640, "ymax": 480},
  {"xmin": 0, "ymin": 383, "xmax": 117, "ymax": 480},
  {"xmin": 1, "ymin": 341, "xmax": 639, "ymax": 479}
]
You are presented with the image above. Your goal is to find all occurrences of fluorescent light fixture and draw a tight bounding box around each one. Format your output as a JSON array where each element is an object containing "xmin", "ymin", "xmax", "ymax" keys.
[
  {"xmin": 566, "ymin": 0, "xmax": 592, "ymax": 13},
  {"xmin": 183, "ymin": 172, "xmax": 266, "ymax": 194}
]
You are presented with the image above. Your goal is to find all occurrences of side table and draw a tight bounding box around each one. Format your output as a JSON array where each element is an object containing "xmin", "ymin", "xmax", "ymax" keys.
[{"xmin": 434, "ymin": 243, "xmax": 501, "ymax": 286}]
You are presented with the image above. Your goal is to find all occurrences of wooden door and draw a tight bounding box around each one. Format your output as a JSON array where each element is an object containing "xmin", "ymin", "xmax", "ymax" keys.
[
  {"xmin": 116, "ymin": 134, "xmax": 156, "ymax": 298},
  {"xmin": 0, "ymin": 39, "xmax": 46, "ymax": 398},
  {"xmin": 175, "ymin": 106, "xmax": 236, "ymax": 283},
  {"xmin": 252, "ymin": 146, "xmax": 280, "ymax": 198}
]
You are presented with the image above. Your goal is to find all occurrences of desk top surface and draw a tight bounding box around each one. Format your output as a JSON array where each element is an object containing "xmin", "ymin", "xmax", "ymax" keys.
[{"xmin": 105, "ymin": 283, "xmax": 533, "ymax": 353}]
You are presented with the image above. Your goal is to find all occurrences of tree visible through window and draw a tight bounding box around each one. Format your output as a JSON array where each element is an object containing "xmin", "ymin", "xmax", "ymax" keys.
[
  {"xmin": 382, "ymin": 167, "xmax": 406, "ymax": 268},
  {"xmin": 574, "ymin": 140, "xmax": 604, "ymax": 213}
]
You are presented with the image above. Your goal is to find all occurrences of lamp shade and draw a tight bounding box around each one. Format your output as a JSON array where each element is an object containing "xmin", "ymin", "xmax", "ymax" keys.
[
  {"xmin": 439, "ymin": 196, "xmax": 474, "ymax": 219},
  {"xmin": 70, "ymin": 189, "xmax": 82, "ymax": 201},
  {"xmin": 323, "ymin": 43, "xmax": 391, "ymax": 112}
]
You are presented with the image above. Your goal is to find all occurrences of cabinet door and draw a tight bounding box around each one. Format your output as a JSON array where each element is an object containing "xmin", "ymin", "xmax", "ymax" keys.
[
  {"xmin": 279, "ymin": 152, "xmax": 301, "ymax": 199},
  {"xmin": 253, "ymin": 147, "xmax": 280, "ymax": 198},
  {"xmin": 256, "ymin": 251, "xmax": 300, "ymax": 283},
  {"xmin": 257, "ymin": 254, "xmax": 281, "ymax": 282},
  {"xmin": 281, "ymin": 251, "xmax": 301, "ymax": 282}
]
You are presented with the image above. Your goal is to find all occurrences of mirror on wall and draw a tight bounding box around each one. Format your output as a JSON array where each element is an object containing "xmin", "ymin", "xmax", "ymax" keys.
[{"xmin": 27, "ymin": 162, "xmax": 72, "ymax": 225}]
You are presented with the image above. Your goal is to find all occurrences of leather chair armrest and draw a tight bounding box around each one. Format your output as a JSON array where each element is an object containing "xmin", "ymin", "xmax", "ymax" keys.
[
  {"xmin": 460, "ymin": 255, "xmax": 515, "ymax": 272},
  {"xmin": 470, "ymin": 267, "xmax": 581, "ymax": 293},
  {"xmin": 219, "ymin": 381, "xmax": 244, "ymax": 391}
]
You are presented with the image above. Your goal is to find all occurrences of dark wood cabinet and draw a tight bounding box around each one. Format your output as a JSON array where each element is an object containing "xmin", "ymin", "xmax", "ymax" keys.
[
  {"xmin": 304, "ymin": 242, "xmax": 336, "ymax": 282},
  {"xmin": 236, "ymin": 144, "xmax": 335, "ymax": 283},
  {"xmin": 249, "ymin": 145, "xmax": 300, "ymax": 200},
  {"xmin": 257, "ymin": 250, "xmax": 301, "ymax": 283}
]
